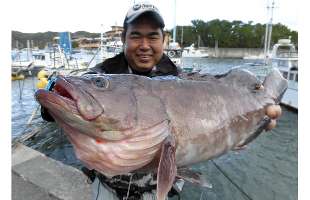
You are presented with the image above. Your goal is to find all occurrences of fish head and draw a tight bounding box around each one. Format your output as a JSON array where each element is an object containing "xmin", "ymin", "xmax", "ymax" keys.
[{"xmin": 35, "ymin": 74, "xmax": 141, "ymax": 140}]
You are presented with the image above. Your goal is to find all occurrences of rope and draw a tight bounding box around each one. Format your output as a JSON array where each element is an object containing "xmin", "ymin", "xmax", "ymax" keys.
[
  {"xmin": 199, "ymin": 191, "xmax": 205, "ymax": 200},
  {"xmin": 18, "ymin": 78, "xmax": 25, "ymax": 100},
  {"xmin": 31, "ymin": 75, "xmax": 36, "ymax": 92},
  {"xmin": 125, "ymin": 174, "xmax": 133, "ymax": 200},
  {"xmin": 95, "ymin": 179, "xmax": 101, "ymax": 200},
  {"xmin": 86, "ymin": 48, "xmax": 100, "ymax": 68},
  {"xmin": 26, "ymin": 105, "xmax": 40, "ymax": 125},
  {"xmin": 210, "ymin": 160, "xmax": 253, "ymax": 200}
]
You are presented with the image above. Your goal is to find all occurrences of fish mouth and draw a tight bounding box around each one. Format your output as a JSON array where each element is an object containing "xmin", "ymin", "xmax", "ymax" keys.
[
  {"xmin": 53, "ymin": 76, "xmax": 75, "ymax": 102},
  {"xmin": 35, "ymin": 76, "xmax": 76, "ymax": 112},
  {"xmin": 35, "ymin": 76, "xmax": 104, "ymax": 121}
]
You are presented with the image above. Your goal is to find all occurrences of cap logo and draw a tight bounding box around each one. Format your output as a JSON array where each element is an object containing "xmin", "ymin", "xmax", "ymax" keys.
[
  {"xmin": 133, "ymin": 4, "xmax": 141, "ymax": 11},
  {"xmin": 132, "ymin": 3, "xmax": 158, "ymax": 12},
  {"xmin": 141, "ymin": 3, "xmax": 156, "ymax": 10}
]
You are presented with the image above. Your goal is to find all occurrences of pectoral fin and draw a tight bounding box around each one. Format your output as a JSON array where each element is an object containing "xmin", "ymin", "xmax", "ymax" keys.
[
  {"xmin": 177, "ymin": 167, "xmax": 212, "ymax": 188},
  {"xmin": 232, "ymin": 144, "xmax": 247, "ymax": 151},
  {"xmin": 156, "ymin": 135, "xmax": 177, "ymax": 200},
  {"xmin": 236, "ymin": 116, "xmax": 271, "ymax": 148}
]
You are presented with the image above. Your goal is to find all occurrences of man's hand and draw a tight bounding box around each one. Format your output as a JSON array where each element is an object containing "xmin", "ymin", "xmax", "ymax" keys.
[{"xmin": 265, "ymin": 105, "xmax": 282, "ymax": 131}]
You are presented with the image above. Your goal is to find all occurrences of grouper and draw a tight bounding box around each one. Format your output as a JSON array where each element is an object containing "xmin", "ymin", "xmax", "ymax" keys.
[{"xmin": 35, "ymin": 68, "xmax": 287, "ymax": 200}]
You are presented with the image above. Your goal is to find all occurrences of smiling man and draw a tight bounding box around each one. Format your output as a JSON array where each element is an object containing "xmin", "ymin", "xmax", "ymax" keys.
[
  {"xmin": 91, "ymin": 2, "xmax": 179, "ymax": 77},
  {"xmin": 86, "ymin": 3, "xmax": 182, "ymax": 200}
]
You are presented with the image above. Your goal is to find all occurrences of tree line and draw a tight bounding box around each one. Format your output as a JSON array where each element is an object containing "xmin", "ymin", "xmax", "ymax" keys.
[
  {"xmin": 12, "ymin": 19, "xmax": 297, "ymax": 49},
  {"xmin": 11, "ymin": 31, "xmax": 100, "ymax": 49},
  {"xmin": 171, "ymin": 19, "xmax": 298, "ymax": 49}
]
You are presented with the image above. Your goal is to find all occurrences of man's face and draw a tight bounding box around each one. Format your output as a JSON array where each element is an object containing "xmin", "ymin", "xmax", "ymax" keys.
[{"xmin": 123, "ymin": 18, "xmax": 164, "ymax": 72}]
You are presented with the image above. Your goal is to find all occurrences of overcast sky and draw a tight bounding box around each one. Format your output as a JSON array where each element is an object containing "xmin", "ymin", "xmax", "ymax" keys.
[{"xmin": 8, "ymin": 0, "xmax": 297, "ymax": 33}]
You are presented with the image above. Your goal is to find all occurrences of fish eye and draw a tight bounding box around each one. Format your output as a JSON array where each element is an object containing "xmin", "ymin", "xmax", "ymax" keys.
[{"xmin": 92, "ymin": 77, "xmax": 109, "ymax": 88}]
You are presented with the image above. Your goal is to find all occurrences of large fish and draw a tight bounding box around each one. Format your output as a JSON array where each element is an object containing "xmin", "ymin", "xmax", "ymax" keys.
[{"xmin": 35, "ymin": 68, "xmax": 287, "ymax": 200}]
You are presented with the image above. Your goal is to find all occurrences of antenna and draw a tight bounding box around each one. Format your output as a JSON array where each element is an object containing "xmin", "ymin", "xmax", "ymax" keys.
[
  {"xmin": 173, "ymin": 0, "xmax": 176, "ymax": 43},
  {"xmin": 264, "ymin": 0, "xmax": 276, "ymax": 64},
  {"xmin": 100, "ymin": 24, "xmax": 104, "ymax": 59}
]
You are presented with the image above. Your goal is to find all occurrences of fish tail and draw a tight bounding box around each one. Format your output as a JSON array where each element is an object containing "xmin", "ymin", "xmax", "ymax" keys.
[{"xmin": 263, "ymin": 68, "xmax": 288, "ymax": 104}]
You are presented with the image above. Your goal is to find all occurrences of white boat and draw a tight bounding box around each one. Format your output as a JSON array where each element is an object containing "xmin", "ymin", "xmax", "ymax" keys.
[
  {"xmin": 182, "ymin": 44, "xmax": 208, "ymax": 58},
  {"xmin": 271, "ymin": 39, "xmax": 298, "ymax": 110},
  {"xmin": 11, "ymin": 44, "xmax": 35, "ymax": 76},
  {"xmin": 243, "ymin": 55, "xmax": 264, "ymax": 60},
  {"xmin": 236, "ymin": 39, "xmax": 298, "ymax": 110}
]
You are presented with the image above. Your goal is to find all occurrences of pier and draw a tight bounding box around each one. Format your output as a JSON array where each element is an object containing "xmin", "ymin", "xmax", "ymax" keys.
[{"xmin": 12, "ymin": 143, "xmax": 92, "ymax": 200}]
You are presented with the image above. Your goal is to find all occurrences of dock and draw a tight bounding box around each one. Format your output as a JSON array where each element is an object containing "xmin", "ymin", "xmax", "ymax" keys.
[{"xmin": 12, "ymin": 143, "xmax": 92, "ymax": 200}]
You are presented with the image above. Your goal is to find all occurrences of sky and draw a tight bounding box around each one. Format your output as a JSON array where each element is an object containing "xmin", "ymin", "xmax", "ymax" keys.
[{"xmin": 7, "ymin": 0, "xmax": 298, "ymax": 33}]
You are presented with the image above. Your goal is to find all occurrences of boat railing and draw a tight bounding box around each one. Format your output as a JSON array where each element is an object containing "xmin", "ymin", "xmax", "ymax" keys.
[{"xmin": 276, "ymin": 51, "xmax": 298, "ymax": 58}]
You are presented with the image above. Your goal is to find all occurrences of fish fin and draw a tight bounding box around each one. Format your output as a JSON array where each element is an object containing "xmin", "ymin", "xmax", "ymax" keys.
[
  {"xmin": 236, "ymin": 116, "xmax": 270, "ymax": 147},
  {"xmin": 232, "ymin": 144, "xmax": 247, "ymax": 151},
  {"xmin": 176, "ymin": 167, "xmax": 212, "ymax": 188},
  {"xmin": 156, "ymin": 135, "xmax": 177, "ymax": 200}
]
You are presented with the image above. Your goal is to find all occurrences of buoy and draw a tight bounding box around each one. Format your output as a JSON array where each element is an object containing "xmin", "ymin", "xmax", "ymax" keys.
[
  {"xmin": 36, "ymin": 77, "xmax": 48, "ymax": 89},
  {"xmin": 37, "ymin": 70, "xmax": 48, "ymax": 80}
]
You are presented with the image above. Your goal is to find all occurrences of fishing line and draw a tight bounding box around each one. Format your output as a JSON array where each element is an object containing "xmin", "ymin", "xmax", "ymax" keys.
[
  {"xmin": 210, "ymin": 160, "xmax": 253, "ymax": 200},
  {"xmin": 31, "ymin": 75, "xmax": 36, "ymax": 92},
  {"xmin": 86, "ymin": 48, "xmax": 101, "ymax": 68},
  {"xmin": 18, "ymin": 78, "xmax": 25, "ymax": 100},
  {"xmin": 125, "ymin": 174, "xmax": 133, "ymax": 200},
  {"xmin": 95, "ymin": 178, "xmax": 101, "ymax": 200},
  {"xmin": 199, "ymin": 191, "xmax": 205, "ymax": 200}
]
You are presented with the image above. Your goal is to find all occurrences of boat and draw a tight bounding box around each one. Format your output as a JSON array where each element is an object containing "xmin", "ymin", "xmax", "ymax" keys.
[
  {"xmin": 11, "ymin": 60, "xmax": 33, "ymax": 77},
  {"xmin": 11, "ymin": 72, "xmax": 25, "ymax": 81},
  {"xmin": 270, "ymin": 38, "xmax": 298, "ymax": 110},
  {"xmin": 239, "ymin": 44, "xmax": 298, "ymax": 111},
  {"xmin": 11, "ymin": 45, "xmax": 34, "ymax": 77},
  {"xmin": 243, "ymin": 55, "xmax": 264, "ymax": 60},
  {"xmin": 182, "ymin": 43, "xmax": 209, "ymax": 58},
  {"xmin": 234, "ymin": 0, "xmax": 297, "ymax": 110}
]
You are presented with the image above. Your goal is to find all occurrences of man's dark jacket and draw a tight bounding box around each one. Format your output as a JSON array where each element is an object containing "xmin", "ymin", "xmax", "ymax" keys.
[{"xmin": 90, "ymin": 52, "xmax": 180, "ymax": 77}]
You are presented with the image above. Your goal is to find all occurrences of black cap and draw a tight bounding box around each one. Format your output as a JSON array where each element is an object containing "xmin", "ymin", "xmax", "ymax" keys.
[{"xmin": 123, "ymin": 2, "xmax": 165, "ymax": 28}]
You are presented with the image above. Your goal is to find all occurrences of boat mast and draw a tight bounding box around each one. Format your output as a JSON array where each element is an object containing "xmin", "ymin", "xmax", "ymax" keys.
[
  {"xmin": 181, "ymin": 26, "xmax": 183, "ymax": 46},
  {"xmin": 264, "ymin": 0, "xmax": 275, "ymax": 64},
  {"xmin": 100, "ymin": 24, "xmax": 104, "ymax": 60},
  {"xmin": 173, "ymin": 0, "xmax": 176, "ymax": 43}
]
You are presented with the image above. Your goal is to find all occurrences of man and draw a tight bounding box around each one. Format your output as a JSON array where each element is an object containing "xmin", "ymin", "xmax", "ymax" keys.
[
  {"xmin": 90, "ymin": 2, "xmax": 179, "ymax": 77},
  {"xmin": 41, "ymin": 2, "xmax": 282, "ymax": 199},
  {"xmin": 85, "ymin": 2, "xmax": 183, "ymax": 200}
]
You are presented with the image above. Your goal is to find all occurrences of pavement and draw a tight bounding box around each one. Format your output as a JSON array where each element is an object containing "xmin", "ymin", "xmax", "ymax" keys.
[{"xmin": 12, "ymin": 143, "xmax": 92, "ymax": 200}]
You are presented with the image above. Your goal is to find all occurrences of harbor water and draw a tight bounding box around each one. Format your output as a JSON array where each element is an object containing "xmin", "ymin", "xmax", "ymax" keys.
[{"xmin": 11, "ymin": 58, "xmax": 297, "ymax": 200}]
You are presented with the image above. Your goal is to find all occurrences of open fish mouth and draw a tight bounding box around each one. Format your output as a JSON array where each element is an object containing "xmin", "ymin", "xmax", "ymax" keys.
[
  {"xmin": 52, "ymin": 76, "xmax": 76, "ymax": 102},
  {"xmin": 35, "ymin": 76, "xmax": 76, "ymax": 110},
  {"xmin": 35, "ymin": 76, "xmax": 104, "ymax": 121}
]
